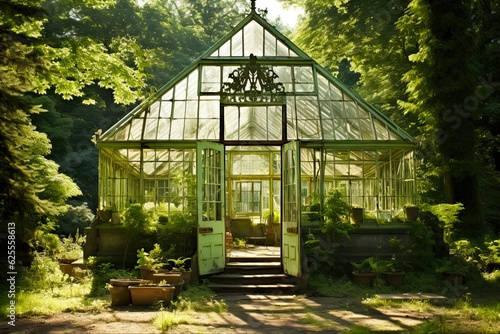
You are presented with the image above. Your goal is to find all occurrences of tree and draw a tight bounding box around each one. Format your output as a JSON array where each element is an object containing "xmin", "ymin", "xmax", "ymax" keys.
[
  {"xmin": 0, "ymin": 0, "xmax": 145, "ymax": 238},
  {"xmin": 289, "ymin": 0, "xmax": 499, "ymax": 237}
]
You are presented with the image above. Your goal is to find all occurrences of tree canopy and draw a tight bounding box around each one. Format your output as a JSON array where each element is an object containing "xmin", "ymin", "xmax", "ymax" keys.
[{"xmin": 288, "ymin": 0, "xmax": 500, "ymax": 237}]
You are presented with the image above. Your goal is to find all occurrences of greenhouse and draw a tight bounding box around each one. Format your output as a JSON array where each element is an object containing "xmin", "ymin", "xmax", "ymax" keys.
[{"xmin": 95, "ymin": 4, "xmax": 418, "ymax": 277}]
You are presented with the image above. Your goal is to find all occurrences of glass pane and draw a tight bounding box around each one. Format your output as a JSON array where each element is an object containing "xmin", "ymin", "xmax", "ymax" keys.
[
  {"xmin": 149, "ymin": 101, "xmax": 160, "ymax": 118},
  {"xmin": 157, "ymin": 118, "xmax": 170, "ymax": 139},
  {"xmin": 297, "ymin": 119, "xmax": 320, "ymax": 139},
  {"xmin": 244, "ymin": 21, "xmax": 263, "ymax": 56},
  {"xmin": 174, "ymin": 78, "xmax": 187, "ymax": 100},
  {"xmin": 200, "ymin": 99, "xmax": 219, "ymax": 118},
  {"xmin": 264, "ymin": 30, "xmax": 276, "ymax": 56},
  {"xmin": 231, "ymin": 32, "xmax": 243, "ymax": 56},
  {"xmin": 170, "ymin": 119, "xmax": 184, "ymax": 139},
  {"xmin": 199, "ymin": 119, "xmax": 219, "ymax": 140},
  {"xmin": 144, "ymin": 118, "xmax": 158, "ymax": 140},
  {"xmin": 186, "ymin": 70, "xmax": 198, "ymax": 99},
  {"xmin": 186, "ymin": 100, "xmax": 198, "ymax": 118},
  {"xmin": 359, "ymin": 118, "xmax": 375, "ymax": 140},
  {"xmin": 373, "ymin": 120, "xmax": 388, "ymax": 140},
  {"xmin": 218, "ymin": 40, "xmax": 230, "ymax": 56},
  {"xmin": 201, "ymin": 66, "xmax": 221, "ymax": 93},
  {"xmin": 184, "ymin": 118, "xmax": 197, "ymax": 139},
  {"xmin": 160, "ymin": 101, "xmax": 172, "ymax": 117},
  {"xmin": 129, "ymin": 118, "xmax": 143, "ymax": 140},
  {"xmin": 173, "ymin": 101, "xmax": 186, "ymax": 118},
  {"xmin": 274, "ymin": 66, "xmax": 293, "ymax": 92}
]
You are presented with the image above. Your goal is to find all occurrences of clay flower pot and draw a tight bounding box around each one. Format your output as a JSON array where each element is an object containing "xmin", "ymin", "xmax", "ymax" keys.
[
  {"xmin": 352, "ymin": 271, "xmax": 376, "ymax": 287},
  {"xmin": 128, "ymin": 285, "xmax": 175, "ymax": 306},
  {"xmin": 383, "ymin": 270, "xmax": 405, "ymax": 287}
]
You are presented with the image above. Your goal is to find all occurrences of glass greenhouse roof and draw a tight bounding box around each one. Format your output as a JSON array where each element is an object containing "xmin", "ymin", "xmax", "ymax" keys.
[{"xmin": 98, "ymin": 10, "xmax": 415, "ymax": 146}]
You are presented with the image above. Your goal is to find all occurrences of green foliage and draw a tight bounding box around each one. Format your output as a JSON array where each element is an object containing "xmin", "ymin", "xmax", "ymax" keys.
[
  {"xmin": 304, "ymin": 233, "xmax": 342, "ymax": 276},
  {"xmin": 424, "ymin": 203, "xmax": 464, "ymax": 242},
  {"xmin": 55, "ymin": 231, "xmax": 85, "ymax": 261},
  {"xmin": 89, "ymin": 260, "xmax": 138, "ymax": 297},
  {"xmin": 18, "ymin": 253, "xmax": 66, "ymax": 293},
  {"xmin": 321, "ymin": 189, "xmax": 353, "ymax": 236},
  {"xmin": 136, "ymin": 244, "xmax": 164, "ymax": 269},
  {"xmin": 351, "ymin": 257, "xmax": 392, "ymax": 274},
  {"xmin": 168, "ymin": 257, "xmax": 191, "ymax": 272},
  {"xmin": 56, "ymin": 203, "xmax": 95, "ymax": 236}
]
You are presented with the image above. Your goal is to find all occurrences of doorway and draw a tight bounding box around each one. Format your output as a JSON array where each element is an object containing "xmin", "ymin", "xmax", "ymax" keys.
[{"xmin": 225, "ymin": 147, "xmax": 281, "ymax": 258}]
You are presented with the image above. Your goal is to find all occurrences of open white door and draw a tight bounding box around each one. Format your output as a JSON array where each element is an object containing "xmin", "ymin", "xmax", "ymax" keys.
[
  {"xmin": 282, "ymin": 141, "xmax": 301, "ymax": 277},
  {"xmin": 197, "ymin": 142, "xmax": 225, "ymax": 275}
]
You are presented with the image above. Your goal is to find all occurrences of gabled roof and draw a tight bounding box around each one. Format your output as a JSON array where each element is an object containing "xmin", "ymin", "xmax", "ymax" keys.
[{"xmin": 98, "ymin": 10, "xmax": 416, "ymax": 147}]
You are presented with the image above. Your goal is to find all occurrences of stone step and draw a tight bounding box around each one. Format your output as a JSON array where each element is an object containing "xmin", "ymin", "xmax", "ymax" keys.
[
  {"xmin": 228, "ymin": 256, "xmax": 281, "ymax": 263},
  {"xmin": 209, "ymin": 273, "xmax": 289, "ymax": 285},
  {"xmin": 208, "ymin": 283, "xmax": 297, "ymax": 293},
  {"xmin": 224, "ymin": 261, "xmax": 283, "ymax": 274}
]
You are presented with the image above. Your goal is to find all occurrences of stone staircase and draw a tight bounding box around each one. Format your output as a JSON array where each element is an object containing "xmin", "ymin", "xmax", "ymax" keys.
[{"xmin": 207, "ymin": 256, "xmax": 300, "ymax": 293}]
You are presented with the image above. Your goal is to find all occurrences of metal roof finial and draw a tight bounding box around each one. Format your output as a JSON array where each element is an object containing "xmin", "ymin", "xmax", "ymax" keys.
[{"xmin": 251, "ymin": 0, "xmax": 256, "ymax": 12}]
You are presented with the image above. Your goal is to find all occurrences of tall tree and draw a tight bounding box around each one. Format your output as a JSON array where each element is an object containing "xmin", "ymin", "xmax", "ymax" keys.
[
  {"xmin": 0, "ymin": 0, "xmax": 145, "ymax": 236},
  {"xmin": 290, "ymin": 0, "xmax": 499, "ymax": 237}
]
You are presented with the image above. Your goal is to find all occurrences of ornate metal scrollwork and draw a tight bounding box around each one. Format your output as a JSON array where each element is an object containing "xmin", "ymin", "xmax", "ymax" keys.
[{"xmin": 222, "ymin": 54, "xmax": 285, "ymax": 104}]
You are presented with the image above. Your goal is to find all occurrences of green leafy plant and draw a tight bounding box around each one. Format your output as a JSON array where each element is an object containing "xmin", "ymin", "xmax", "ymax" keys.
[
  {"xmin": 322, "ymin": 189, "xmax": 353, "ymax": 236},
  {"xmin": 168, "ymin": 257, "xmax": 191, "ymax": 272},
  {"xmin": 55, "ymin": 230, "xmax": 85, "ymax": 262},
  {"xmin": 136, "ymin": 244, "xmax": 164, "ymax": 270}
]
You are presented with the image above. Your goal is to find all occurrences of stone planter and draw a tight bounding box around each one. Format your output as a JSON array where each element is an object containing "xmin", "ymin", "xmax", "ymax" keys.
[
  {"xmin": 383, "ymin": 270, "xmax": 405, "ymax": 287},
  {"xmin": 352, "ymin": 271, "xmax": 376, "ymax": 287},
  {"xmin": 128, "ymin": 285, "xmax": 175, "ymax": 306}
]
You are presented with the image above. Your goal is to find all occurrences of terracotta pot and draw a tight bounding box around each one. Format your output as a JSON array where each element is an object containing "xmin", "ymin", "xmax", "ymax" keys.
[
  {"xmin": 128, "ymin": 286, "xmax": 175, "ymax": 306},
  {"xmin": 59, "ymin": 263, "xmax": 74, "ymax": 276},
  {"xmin": 383, "ymin": 270, "xmax": 405, "ymax": 287},
  {"xmin": 139, "ymin": 268, "xmax": 168, "ymax": 281},
  {"xmin": 109, "ymin": 279, "xmax": 143, "ymax": 287},
  {"xmin": 109, "ymin": 286, "xmax": 131, "ymax": 306},
  {"xmin": 352, "ymin": 271, "xmax": 375, "ymax": 287},
  {"xmin": 180, "ymin": 270, "xmax": 192, "ymax": 285},
  {"xmin": 153, "ymin": 272, "xmax": 183, "ymax": 284}
]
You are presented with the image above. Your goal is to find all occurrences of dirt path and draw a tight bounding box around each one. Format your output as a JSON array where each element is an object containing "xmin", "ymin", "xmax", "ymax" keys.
[{"xmin": 1, "ymin": 293, "xmax": 443, "ymax": 333}]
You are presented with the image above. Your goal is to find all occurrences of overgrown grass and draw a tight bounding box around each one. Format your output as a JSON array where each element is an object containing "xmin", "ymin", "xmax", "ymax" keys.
[{"xmin": 153, "ymin": 282, "xmax": 227, "ymax": 331}]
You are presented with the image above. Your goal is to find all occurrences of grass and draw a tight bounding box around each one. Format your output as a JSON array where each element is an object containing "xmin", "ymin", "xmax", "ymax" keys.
[
  {"xmin": 153, "ymin": 283, "xmax": 228, "ymax": 331},
  {"xmin": 0, "ymin": 279, "xmax": 107, "ymax": 317},
  {"xmin": 299, "ymin": 311, "xmax": 337, "ymax": 331}
]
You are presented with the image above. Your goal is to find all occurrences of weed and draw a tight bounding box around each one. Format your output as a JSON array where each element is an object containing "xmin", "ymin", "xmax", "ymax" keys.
[
  {"xmin": 153, "ymin": 310, "xmax": 191, "ymax": 331},
  {"xmin": 299, "ymin": 311, "xmax": 333, "ymax": 330}
]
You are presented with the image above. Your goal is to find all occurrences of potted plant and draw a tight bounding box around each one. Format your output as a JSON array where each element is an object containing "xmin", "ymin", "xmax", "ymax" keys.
[
  {"xmin": 98, "ymin": 205, "xmax": 113, "ymax": 223},
  {"xmin": 351, "ymin": 256, "xmax": 392, "ymax": 287},
  {"xmin": 135, "ymin": 244, "xmax": 165, "ymax": 281},
  {"xmin": 128, "ymin": 280, "xmax": 175, "ymax": 306},
  {"xmin": 55, "ymin": 231, "xmax": 84, "ymax": 276},
  {"xmin": 106, "ymin": 279, "xmax": 143, "ymax": 306},
  {"xmin": 153, "ymin": 272, "xmax": 184, "ymax": 297},
  {"xmin": 403, "ymin": 204, "xmax": 419, "ymax": 221},
  {"xmin": 351, "ymin": 257, "xmax": 374, "ymax": 286},
  {"xmin": 322, "ymin": 189, "xmax": 353, "ymax": 237},
  {"xmin": 350, "ymin": 205, "xmax": 364, "ymax": 225},
  {"xmin": 382, "ymin": 237, "xmax": 408, "ymax": 287},
  {"xmin": 168, "ymin": 256, "xmax": 192, "ymax": 285}
]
